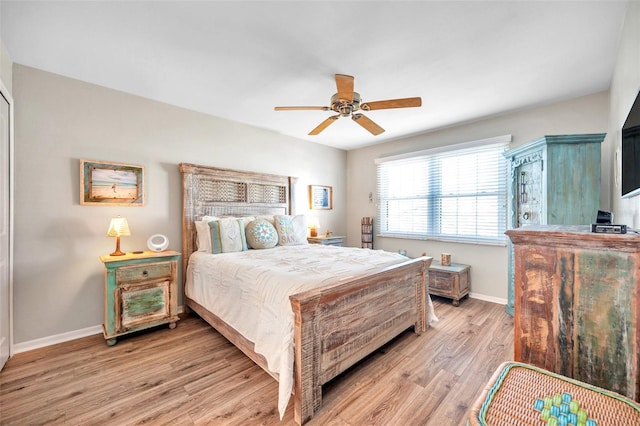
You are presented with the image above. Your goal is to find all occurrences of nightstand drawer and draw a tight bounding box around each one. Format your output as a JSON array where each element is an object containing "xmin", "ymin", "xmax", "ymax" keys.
[
  {"xmin": 116, "ymin": 261, "xmax": 172, "ymax": 283},
  {"xmin": 117, "ymin": 281, "xmax": 170, "ymax": 331},
  {"xmin": 429, "ymin": 270, "xmax": 452, "ymax": 291}
]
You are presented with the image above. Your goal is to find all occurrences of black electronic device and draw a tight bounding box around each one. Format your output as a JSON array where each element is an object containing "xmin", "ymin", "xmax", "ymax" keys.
[
  {"xmin": 596, "ymin": 210, "xmax": 613, "ymax": 224},
  {"xmin": 590, "ymin": 224, "xmax": 627, "ymax": 234}
]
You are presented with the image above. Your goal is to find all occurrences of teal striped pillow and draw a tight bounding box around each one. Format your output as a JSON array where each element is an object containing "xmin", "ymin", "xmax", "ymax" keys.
[{"xmin": 208, "ymin": 218, "xmax": 248, "ymax": 254}]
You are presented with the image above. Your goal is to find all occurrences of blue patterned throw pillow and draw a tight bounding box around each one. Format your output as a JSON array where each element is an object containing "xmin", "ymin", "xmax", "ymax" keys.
[{"xmin": 245, "ymin": 219, "xmax": 278, "ymax": 249}]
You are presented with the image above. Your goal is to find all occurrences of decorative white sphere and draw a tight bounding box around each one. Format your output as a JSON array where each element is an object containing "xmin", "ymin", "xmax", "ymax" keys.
[{"xmin": 147, "ymin": 234, "xmax": 169, "ymax": 252}]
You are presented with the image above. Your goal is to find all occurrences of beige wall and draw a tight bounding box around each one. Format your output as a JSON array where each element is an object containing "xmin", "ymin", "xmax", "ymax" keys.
[
  {"xmin": 610, "ymin": 1, "xmax": 640, "ymax": 226},
  {"xmin": 0, "ymin": 37, "xmax": 12, "ymax": 94},
  {"xmin": 346, "ymin": 92, "xmax": 610, "ymax": 302},
  {"xmin": 12, "ymin": 64, "xmax": 347, "ymax": 344}
]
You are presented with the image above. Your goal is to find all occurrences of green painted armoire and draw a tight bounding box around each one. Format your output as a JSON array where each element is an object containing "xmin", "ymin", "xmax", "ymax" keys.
[{"xmin": 504, "ymin": 133, "xmax": 605, "ymax": 315}]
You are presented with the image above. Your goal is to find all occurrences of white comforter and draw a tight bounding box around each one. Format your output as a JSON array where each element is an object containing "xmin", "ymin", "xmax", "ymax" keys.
[{"xmin": 185, "ymin": 244, "xmax": 434, "ymax": 418}]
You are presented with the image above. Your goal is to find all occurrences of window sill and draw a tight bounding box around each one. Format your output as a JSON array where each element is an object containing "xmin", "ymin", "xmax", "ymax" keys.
[{"xmin": 376, "ymin": 233, "xmax": 507, "ymax": 247}]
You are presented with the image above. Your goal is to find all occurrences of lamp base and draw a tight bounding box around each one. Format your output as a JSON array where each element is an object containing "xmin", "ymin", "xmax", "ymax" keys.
[
  {"xmin": 310, "ymin": 228, "xmax": 318, "ymax": 237},
  {"xmin": 110, "ymin": 236, "xmax": 126, "ymax": 256}
]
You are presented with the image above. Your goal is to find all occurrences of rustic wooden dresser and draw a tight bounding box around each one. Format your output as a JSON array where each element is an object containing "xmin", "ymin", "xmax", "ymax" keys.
[{"xmin": 506, "ymin": 225, "xmax": 640, "ymax": 401}]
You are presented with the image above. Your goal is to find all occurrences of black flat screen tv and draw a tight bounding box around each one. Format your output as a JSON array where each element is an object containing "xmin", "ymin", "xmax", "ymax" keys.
[{"xmin": 622, "ymin": 90, "xmax": 640, "ymax": 198}]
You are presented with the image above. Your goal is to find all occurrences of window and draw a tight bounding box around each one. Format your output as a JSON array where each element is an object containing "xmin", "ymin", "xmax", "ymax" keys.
[{"xmin": 375, "ymin": 135, "xmax": 511, "ymax": 245}]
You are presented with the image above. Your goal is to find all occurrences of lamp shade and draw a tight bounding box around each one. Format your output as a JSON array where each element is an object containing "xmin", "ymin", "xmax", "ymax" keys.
[
  {"xmin": 106, "ymin": 216, "xmax": 131, "ymax": 237},
  {"xmin": 308, "ymin": 217, "xmax": 320, "ymax": 229}
]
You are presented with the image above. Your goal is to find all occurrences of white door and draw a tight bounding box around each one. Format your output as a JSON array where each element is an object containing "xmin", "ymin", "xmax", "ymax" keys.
[{"xmin": 0, "ymin": 80, "xmax": 13, "ymax": 370}]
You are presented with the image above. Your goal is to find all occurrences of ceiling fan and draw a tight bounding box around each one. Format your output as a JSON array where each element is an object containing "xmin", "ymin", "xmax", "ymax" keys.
[{"xmin": 274, "ymin": 74, "xmax": 422, "ymax": 136}]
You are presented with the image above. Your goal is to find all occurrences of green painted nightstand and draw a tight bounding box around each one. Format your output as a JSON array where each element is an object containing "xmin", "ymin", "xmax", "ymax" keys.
[{"xmin": 100, "ymin": 250, "xmax": 181, "ymax": 346}]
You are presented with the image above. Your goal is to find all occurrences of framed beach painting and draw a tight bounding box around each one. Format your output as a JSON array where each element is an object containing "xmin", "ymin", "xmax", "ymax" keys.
[
  {"xmin": 309, "ymin": 185, "xmax": 333, "ymax": 210},
  {"xmin": 80, "ymin": 159, "xmax": 145, "ymax": 206}
]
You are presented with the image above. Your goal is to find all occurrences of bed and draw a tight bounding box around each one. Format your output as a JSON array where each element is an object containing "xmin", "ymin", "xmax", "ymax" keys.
[{"xmin": 180, "ymin": 163, "xmax": 433, "ymax": 424}]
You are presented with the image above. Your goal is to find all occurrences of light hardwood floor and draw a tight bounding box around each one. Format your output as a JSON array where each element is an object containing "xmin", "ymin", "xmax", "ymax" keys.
[{"xmin": 0, "ymin": 297, "xmax": 513, "ymax": 425}]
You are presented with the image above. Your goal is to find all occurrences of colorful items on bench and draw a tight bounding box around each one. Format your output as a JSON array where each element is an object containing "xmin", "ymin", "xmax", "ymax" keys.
[
  {"xmin": 533, "ymin": 392, "xmax": 596, "ymax": 426},
  {"xmin": 468, "ymin": 362, "xmax": 640, "ymax": 426}
]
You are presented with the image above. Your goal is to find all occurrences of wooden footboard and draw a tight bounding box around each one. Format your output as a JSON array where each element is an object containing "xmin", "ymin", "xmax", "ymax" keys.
[{"xmin": 289, "ymin": 256, "xmax": 431, "ymax": 424}]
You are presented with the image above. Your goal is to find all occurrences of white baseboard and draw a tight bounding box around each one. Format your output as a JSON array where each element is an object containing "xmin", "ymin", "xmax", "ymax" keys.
[
  {"xmin": 12, "ymin": 306, "xmax": 186, "ymax": 354},
  {"xmin": 469, "ymin": 292, "xmax": 507, "ymax": 305},
  {"xmin": 13, "ymin": 324, "xmax": 103, "ymax": 354}
]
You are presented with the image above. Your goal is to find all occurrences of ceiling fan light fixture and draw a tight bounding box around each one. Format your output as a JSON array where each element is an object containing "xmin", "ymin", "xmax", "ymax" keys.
[{"xmin": 330, "ymin": 92, "xmax": 361, "ymax": 117}]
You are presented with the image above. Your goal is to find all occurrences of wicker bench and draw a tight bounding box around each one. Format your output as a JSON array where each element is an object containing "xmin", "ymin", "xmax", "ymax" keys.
[{"xmin": 468, "ymin": 362, "xmax": 640, "ymax": 426}]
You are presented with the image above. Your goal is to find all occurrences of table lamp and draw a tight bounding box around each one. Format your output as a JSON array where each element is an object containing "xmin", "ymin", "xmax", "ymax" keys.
[
  {"xmin": 106, "ymin": 216, "xmax": 130, "ymax": 256},
  {"xmin": 308, "ymin": 217, "xmax": 320, "ymax": 237}
]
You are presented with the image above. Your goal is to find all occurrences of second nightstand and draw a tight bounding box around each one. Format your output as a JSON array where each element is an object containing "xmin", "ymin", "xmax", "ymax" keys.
[
  {"xmin": 428, "ymin": 262, "xmax": 470, "ymax": 306},
  {"xmin": 100, "ymin": 250, "xmax": 181, "ymax": 346},
  {"xmin": 307, "ymin": 235, "xmax": 345, "ymax": 246}
]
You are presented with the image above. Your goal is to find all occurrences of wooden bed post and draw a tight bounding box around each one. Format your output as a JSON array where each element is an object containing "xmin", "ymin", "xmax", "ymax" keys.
[
  {"xmin": 180, "ymin": 166, "xmax": 195, "ymax": 290},
  {"xmin": 288, "ymin": 176, "xmax": 297, "ymax": 215},
  {"xmin": 291, "ymin": 296, "xmax": 322, "ymax": 424},
  {"xmin": 416, "ymin": 256, "xmax": 428, "ymax": 334}
]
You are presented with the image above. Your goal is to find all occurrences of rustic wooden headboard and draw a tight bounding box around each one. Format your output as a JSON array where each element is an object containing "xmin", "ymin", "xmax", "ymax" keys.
[{"xmin": 179, "ymin": 163, "xmax": 297, "ymax": 281}]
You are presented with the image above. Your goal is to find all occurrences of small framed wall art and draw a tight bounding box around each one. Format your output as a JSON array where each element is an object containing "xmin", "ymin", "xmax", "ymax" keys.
[
  {"xmin": 309, "ymin": 185, "xmax": 333, "ymax": 210},
  {"xmin": 80, "ymin": 159, "xmax": 145, "ymax": 206}
]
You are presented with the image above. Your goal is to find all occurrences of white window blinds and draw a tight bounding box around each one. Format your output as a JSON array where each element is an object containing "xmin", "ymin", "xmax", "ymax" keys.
[{"xmin": 375, "ymin": 135, "xmax": 511, "ymax": 245}]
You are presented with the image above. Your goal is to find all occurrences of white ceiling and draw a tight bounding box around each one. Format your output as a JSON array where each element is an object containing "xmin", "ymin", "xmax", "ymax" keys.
[{"xmin": 0, "ymin": 1, "xmax": 629, "ymax": 150}]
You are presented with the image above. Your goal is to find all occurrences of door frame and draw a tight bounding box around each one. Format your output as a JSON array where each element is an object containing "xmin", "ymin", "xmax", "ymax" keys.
[{"xmin": 0, "ymin": 77, "xmax": 14, "ymax": 367}]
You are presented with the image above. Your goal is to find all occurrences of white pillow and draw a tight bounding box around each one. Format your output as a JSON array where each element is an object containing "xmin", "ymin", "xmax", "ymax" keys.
[
  {"xmin": 195, "ymin": 216, "xmax": 219, "ymax": 252},
  {"xmin": 274, "ymin": 215, "xmax": 308, "ymax": 246}
]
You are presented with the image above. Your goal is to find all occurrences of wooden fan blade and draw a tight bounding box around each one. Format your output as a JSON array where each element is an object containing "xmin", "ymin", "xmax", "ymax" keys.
[
  {"xmin": 352, "ymin": 113, "xmax": 385, "ymax": 136},
  {"xmin": 361, "ymin": 97, "xmax": 422, "ymax": 111},
  {"xmin": 309, "ymin": 115, "xmax": 339, "ymax": 135},
  {"xmin": 335, "ymin": 74, "xmax": 354, "ymax": 102},
  {"xmin": 274, "ymin": 106, "xmax": 330, "ymax": 111}
]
